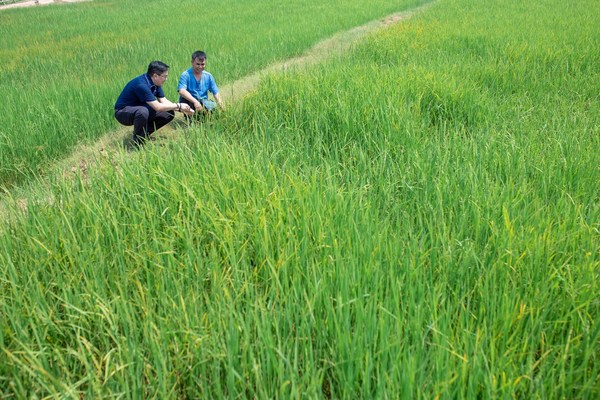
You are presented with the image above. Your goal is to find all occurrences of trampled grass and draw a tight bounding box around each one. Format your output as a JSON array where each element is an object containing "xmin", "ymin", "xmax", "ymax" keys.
[
  {"xmin": 1, "ymin": 0, "xmax": 599, "ymax": 398},
  {"xmin": 0, "ymin": 0, "xmax": 428, "ymax": 188}
]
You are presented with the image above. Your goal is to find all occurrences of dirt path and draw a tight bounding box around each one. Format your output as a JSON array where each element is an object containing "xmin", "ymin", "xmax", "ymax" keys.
[
  {"xmin": 224, "ymin": 11, "xmax": 422, "ymax": 104},
  {"xmin": 0, "ymin": 0, "xmax": 88, "ymax": 11},
  {"xmin": 1, "ymin": 2, "xmax": 434, "ymax": 218}
]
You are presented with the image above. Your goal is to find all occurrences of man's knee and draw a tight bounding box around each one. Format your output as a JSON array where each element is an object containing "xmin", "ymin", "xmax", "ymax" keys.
[
  {"xmin": 157, "ymin": 110, "xmax": 175, "ymax": 122},
  {"xmin": 133, "ymin": 107, "xmax": 151, "ymax": 125},
  {"xmin": 136, "ymin": 107, "xmax": 150, "ymax": 119}
]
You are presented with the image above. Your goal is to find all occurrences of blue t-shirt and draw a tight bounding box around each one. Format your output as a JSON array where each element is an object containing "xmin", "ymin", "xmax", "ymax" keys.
[
  {"xmin": 114, "ymin": 74, "xmax": 165, "ymax": 110},
  {"xmin": 177, "ymin": 68, "xmax": 219, "ymax": 101}
]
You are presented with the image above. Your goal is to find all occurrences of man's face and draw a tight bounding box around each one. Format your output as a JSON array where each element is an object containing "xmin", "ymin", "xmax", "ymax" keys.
[
  {"xmin": 152, "ymin": 71, "xmax": 168, "ymax": 87},
  {"xmin": 192, "ymin": 58, "xmax": 206, "ymax": 74}
]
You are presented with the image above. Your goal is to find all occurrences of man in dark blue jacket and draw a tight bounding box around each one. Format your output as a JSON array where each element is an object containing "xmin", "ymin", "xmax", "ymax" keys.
[{"xmin": 115, "ymin": 61, "xmax": 194, "ymax": 145}]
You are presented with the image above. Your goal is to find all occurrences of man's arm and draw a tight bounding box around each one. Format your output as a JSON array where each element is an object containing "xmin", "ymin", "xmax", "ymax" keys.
[
  {"xmin": 178, "ymin": 88, "xmax": 204, "ymax": 111},
  {"xmin": 208, "ymin": 75, "xmax": 225, "ymax": 110},
  {"xmin": 213, "ymin": 92, "xmax": 225, "ymax": 110},
  {"xmin": 177, "ymin": 71, "xmax": 203, "ymax": 111},
  {"xmin": 147, "ymin": 98, "xmax": 194, "ymax": 115}
]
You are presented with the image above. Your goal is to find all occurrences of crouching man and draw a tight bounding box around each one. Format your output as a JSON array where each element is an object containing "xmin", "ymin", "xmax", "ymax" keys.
[
  {"xmin": 115, "ymin": 61, "xmax": 194, "ymax": 145},
  {"xmin": 178, "ymin": 51, "xmax": 225, "ymax": 116}
]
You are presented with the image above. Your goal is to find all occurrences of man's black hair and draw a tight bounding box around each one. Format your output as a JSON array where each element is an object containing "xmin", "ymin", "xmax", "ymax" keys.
[
  {"xmin": 191, "ymin": 51, "xmax": 207, "ymax": 62},
  {"xmin": 147, "ymin": 61, "xmax": 169, "ymax": 76}
]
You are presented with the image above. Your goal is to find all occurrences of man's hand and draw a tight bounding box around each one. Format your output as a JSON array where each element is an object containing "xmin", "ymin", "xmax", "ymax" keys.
[{"xmin": 180, "ymin": 103, "xmax": 195, "ymax": 116}]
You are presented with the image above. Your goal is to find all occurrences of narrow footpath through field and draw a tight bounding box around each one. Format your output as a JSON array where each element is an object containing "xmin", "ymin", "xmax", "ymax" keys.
[{"xmin": 1, "ymin": 1, "xmax": 434, "ymax": 217}]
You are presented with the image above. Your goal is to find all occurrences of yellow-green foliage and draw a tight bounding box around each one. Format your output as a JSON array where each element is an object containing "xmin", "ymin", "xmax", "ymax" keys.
[{"xmin": 0, "ymin": 0, "xmax": 598, "ymax": 398}]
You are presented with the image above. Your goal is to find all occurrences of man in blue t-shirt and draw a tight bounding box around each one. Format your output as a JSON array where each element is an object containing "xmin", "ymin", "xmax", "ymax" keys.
[
  {"xmin": 115, "ymin": 61, "xmax": 194, "ymax": 145},
  {"xmin": 178, "ymin": 51, "xmax": 225, "ymax": 114}
]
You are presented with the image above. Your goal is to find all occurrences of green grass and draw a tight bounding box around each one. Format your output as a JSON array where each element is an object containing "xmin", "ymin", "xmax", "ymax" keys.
[
  {"xmin": 0, "ymin": 0, "xmax": 428, "ymax": 188},
  {"xmin": 1, "ymin": 0, "xmax": 599, "ymax": 398}
]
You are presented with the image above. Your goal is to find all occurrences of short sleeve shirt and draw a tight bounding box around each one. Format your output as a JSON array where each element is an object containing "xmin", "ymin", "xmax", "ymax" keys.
[
  {"xmin": 177, "ymin": 68, "xmax": 219, "ymax": 101},
  {"xmin": 114, "ymin": 74, "xmax": 164, "ymax": 110}
]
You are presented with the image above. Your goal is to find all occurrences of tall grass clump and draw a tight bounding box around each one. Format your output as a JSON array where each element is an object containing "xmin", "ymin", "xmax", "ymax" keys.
[
  {"xmin": 0, "ymin": 0, "xmax": 429, "ymax": 189},
  {"xmin": 1, "ymin": 0, "xmax": 598, "ymax": 397}
]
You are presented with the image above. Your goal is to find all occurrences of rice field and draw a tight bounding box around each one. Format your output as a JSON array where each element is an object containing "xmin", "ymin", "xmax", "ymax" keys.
[
  {"xmin": 0, "ymin": 0, "xmax": 599, "ymax": 398},
  {"xmin": 0, "ymin": 0, "xmax": 429, "ymax": 188}
]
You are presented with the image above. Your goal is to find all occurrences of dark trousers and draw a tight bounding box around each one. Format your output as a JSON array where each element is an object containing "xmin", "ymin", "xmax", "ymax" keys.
[{"xmin": 115, "ymin": 105, "xmax": 174, "ymax": 142}]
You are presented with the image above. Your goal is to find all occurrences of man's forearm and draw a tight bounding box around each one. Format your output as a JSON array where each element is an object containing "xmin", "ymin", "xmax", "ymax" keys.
[
  {"xmin": 179, "ymin": 89, "xmax": 203, "ymax": 108},
  {"xmin": 214, "ymin": 93, "xmax": 224, "ymax": 109},
  {"xmin": 150, "ymin": 98, "xmax": 193, "ymax": 114}
]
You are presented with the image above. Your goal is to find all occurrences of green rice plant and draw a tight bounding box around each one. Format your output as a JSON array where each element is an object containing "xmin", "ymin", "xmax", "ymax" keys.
[
  {"xmin": 1, "ymin": 0, "xmax": 598, "ymax": 398},
  {"xmin": 0, "ymin": 0, "xmax": 429, "ymax": 189}
]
